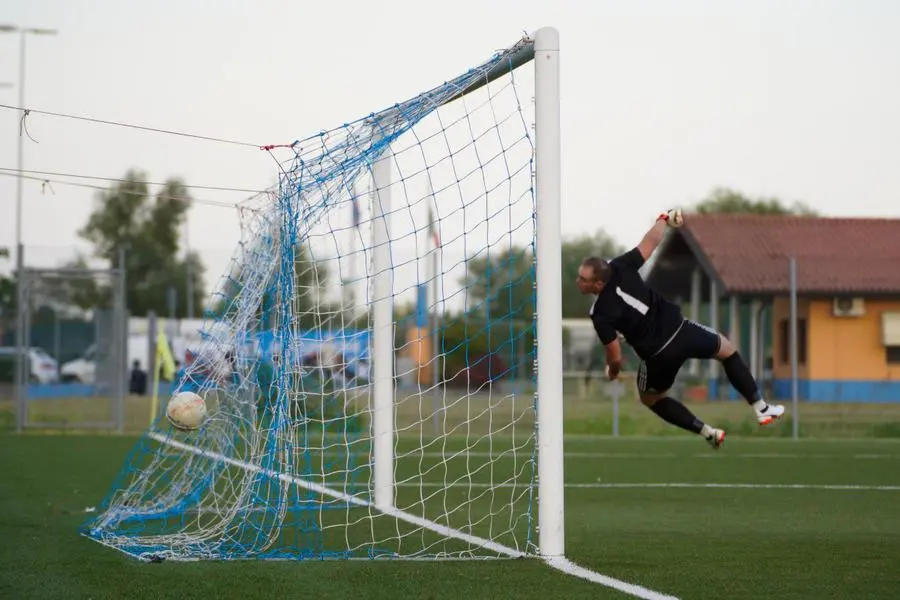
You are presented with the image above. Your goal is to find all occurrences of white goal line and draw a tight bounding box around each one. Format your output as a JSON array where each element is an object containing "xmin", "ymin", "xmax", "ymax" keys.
[{"xmin": 146, "ymin": 432, "xmax": 680, "ymax": 600}]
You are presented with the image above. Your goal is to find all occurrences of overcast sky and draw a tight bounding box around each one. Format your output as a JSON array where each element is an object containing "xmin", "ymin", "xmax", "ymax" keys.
[{"xmin": 2, "ymin": 0, "xmax": 899, "ymax": 304}]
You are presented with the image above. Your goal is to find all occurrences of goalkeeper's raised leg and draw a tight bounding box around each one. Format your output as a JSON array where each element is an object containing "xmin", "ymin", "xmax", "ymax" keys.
[{"xmin": 575, "ymin": 209, "xmax": 785, "ymax": 449}]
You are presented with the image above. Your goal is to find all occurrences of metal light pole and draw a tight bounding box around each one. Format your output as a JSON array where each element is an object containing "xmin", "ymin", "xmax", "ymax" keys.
[
  {"xmin": 0, "ymin": 83, "xmax": 10, "ymax": 272},
  {"xmin": 789, "ymin": 256, "xmax": 799, "ymax": 440},
  {"xmin": 0, "ymin": 24, "xmax": 58, "ymax": 267}
]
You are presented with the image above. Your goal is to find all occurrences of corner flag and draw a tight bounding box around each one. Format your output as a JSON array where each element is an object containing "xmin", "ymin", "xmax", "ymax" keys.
[
  {"xmin": 149, "ymin": 327, "xmax": 178, "ymax": 425},
  {"xmin": 156, "ymin": 328, "xmax": 177, "ymax": 382}
]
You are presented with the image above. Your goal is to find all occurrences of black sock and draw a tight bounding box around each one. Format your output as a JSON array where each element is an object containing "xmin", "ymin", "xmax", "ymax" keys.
[
  {"xmin": 721, "ymin": 352, "xmax": 761, "ymax": 405},
  {"xmin": 648, "ymin": 397, "xmax": 704, "ymax": 434}
]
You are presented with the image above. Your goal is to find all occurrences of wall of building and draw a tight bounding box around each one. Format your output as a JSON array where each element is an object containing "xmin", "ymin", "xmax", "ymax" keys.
[
  {"xmin": 772, "ymin": 297, "xmax": 900, "ymax": 401},
  {"xmin": 771, "ymin": 296, "xmax": 811, "ymax": 382}
]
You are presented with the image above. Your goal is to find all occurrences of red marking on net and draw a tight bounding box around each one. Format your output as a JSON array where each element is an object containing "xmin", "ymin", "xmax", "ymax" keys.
[{"xmin": 260, "ymin": 141, "xmax": 298, "ymax": 152}]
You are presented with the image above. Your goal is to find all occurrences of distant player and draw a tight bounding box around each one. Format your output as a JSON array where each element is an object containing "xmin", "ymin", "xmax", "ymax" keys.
[{"xmin": 576, "ymin": 209, "xmax": 784, "ymax": 449}]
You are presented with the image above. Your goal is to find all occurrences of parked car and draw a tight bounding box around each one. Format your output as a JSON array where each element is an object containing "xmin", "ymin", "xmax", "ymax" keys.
[
  {"xmin": 61, "ymin": 334, "xmax": 189, "ymax": 384},
  {"xmin": 0, "ymin": 346, "xmax": 60, "ymax": 384}
]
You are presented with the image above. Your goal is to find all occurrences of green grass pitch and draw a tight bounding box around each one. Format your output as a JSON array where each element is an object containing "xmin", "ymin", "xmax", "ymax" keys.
[{"xmin": 1, "ymin": 432, "xmax": 899, "ymax": 599}]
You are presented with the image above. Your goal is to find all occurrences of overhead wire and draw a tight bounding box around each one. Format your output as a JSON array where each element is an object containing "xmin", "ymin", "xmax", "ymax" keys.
[{"xmin": 0, "ymin": 170, "xmax": 264, "ymax": 209}]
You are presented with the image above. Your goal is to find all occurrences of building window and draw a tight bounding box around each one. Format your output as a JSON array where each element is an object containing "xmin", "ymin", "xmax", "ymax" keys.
[
  {"xmin": 887, "ymin": 347, "xmax": 900, "ymax": 365},
  {"xmin": 779, "ymin": 318, "xmax": 807, "ymax": 365}
]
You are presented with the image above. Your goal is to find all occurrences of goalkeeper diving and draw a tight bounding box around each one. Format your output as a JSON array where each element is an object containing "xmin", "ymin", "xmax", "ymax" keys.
[{"xmin": 575, "ymin": 209, "xmax": 785, "ymax": 449}]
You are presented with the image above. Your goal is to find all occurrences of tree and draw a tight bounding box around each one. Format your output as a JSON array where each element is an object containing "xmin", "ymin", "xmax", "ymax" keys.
[
  {"xmin": 70, "ymin": 170, "xmax": 206, "ymax": 317},
  {"xmin": 694, "ymin": 187, "xmax": 818, "ymax": 216},
  {"xmin": 460, "ymin": 246, "xmax": 533, "ymax": 323},
  {"xmin": 459, "ymin": 229, "xmax": 624, "ymax": 322}
]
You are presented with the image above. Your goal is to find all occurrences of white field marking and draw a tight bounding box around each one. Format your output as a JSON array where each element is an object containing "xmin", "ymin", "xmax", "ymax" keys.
[
  {"xmin": 145, "ymin": 433, "xmax": 679, "ymax": 600},
  {"xmin": 582, "ymin": 482, "xmax": 900, "ymax": 491},
  {"xmin": 180, "ymin": 480, "xmax": 900, "ymax": 493},
  {"xmin": 546, "ymin": 557, "xmax": 680, "ymax": 600},
  {"xmin": 391, "ymin": 482, "xmax": 900, "ymax": 491},
  {"xmin": 178, "ymin": 479, "xmax": 900, "ymax": 516},
  {"xmin": 302, "ymin": 450, "xmax": 900, "ymax": 460},
  {"xmin": 410, "ymin": 452, "xmax": 900, "ymax": 460},
  {"xmin": 145, "ymin": 433, "xmax": 517, "ymax": 557}
]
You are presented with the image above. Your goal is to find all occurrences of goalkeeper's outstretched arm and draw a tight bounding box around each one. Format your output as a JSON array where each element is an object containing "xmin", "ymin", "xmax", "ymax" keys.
[
  {"xmin": 636, "ymin": 210, "xmax": 680, "ymax": 261},
  {"xmin": 604, "ymin": 337, "xmax": 623, "ymax": 381}
]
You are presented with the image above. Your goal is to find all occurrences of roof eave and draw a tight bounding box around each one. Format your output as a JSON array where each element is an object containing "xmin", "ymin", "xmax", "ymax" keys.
[{"xmin": 676, "ymin": 227, "xmax": 729, "ymax": 294}]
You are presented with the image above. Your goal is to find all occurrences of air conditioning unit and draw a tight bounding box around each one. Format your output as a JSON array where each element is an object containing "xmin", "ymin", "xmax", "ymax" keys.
[
  {"xmin": 882, "ymin": 312, "xmax": 900, "ymax": 346},
  {"xmin": 832, "ymin": 297, "xmax": 865, "ymax": 317}
]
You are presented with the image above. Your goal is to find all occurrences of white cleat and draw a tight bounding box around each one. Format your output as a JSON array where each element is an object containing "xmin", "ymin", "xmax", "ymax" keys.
[
  {"xmin": 756, "ymin": 403, "xmax": 785, "ymax": 426},
  {"xmin": 705, "ymin": 428, "xmax": 726, "ymax": 450}
]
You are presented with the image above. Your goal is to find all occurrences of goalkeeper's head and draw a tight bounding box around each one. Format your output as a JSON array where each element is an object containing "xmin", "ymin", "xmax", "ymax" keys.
[{"xmin": 576, "ymin": 256, "xmax": 611, "ymax": 295}]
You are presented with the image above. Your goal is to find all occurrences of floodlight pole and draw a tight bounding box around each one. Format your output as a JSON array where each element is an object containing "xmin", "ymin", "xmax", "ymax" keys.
[
  {"xmin": 0, "ymin": 25, "xmax": 58, "ymax": 268},
  {"xmin": 789, "ymin": 256, "xmax": 799, "ymax": 440}
]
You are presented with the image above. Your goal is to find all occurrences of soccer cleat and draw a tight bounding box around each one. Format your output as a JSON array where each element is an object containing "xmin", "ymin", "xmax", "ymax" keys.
[
  {"xmin": 705, "ymin": 428, "xmax": 726, "ymax": 450},
  {"xmin": 756, "ymin": 403, "xmax": 785, "ymax": 426}
]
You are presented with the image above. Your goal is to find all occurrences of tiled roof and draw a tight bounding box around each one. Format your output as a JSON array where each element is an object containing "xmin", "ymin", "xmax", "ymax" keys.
[{"xmin": 679, "ymin": 214, "xmax": 900, "ymax": 294}]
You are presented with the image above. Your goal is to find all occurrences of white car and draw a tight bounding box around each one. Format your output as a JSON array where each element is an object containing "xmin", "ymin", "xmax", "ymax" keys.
[
  {"xmin": 0, "ymin": 346, "xmax": 60, "ymax": 384},
  {"xmin": 61, "ymin": 334, "xmax": 189, "ymax": 384},
  {"xmin": 60, "ymin": 344, "xmax": 98, "ymax": 384}
]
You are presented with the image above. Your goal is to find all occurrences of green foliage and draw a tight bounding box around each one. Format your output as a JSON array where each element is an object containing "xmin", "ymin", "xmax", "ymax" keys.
[
  {"xmin": 439, "ymin": 313, "xmax": 532, "ymax": 384},
  {"xmin": 443, "ymin": 229, "xmax": 624, "ymax": 384},
  {"xmin": 459, "ymin": 229, "xmax": 624, "ymax": 325},
  {"xmin": 60, "ymin": 170, "xmax": 206, "ymax": 317},
  {"xmin": 459, "ymin": 246, "xmax": 533, "ymax": 323},
  {"xmin": 694, "ymin": 187, "xmax": 818, "ymax": 216}
]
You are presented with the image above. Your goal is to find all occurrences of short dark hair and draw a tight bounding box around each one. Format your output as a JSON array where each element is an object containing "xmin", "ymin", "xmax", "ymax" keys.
[{"xmin": 581, "ymin": 256, "xmax": 611, "ymax": 283}]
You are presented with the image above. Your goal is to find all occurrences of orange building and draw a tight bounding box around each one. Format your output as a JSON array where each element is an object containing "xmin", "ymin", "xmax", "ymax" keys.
[{"xmin": 645, "ymin": 214, "xmax": 900, "ymax": 402}]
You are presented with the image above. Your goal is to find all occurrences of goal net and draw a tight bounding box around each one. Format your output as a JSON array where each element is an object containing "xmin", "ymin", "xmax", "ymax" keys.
[{"xmin": 83, "ymin": 28, "xmax": 563, "ymax": 561}]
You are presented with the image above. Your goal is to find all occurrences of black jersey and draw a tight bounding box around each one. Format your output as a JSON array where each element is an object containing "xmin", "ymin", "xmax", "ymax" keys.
[{"xmin": 589, "ymin": 248, "xmax": 684, "ymax": 359}]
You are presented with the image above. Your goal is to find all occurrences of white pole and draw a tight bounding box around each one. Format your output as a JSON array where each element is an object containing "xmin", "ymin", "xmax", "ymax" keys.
[
  {"xmin": 611, "ymin": 379, "xmax": 621, "ymax": 437},
  {"xmin": 430, "ymin": 217, "xmax": 440, "ymax": 434},
  {"xmin": 689, "ymin": 267, "xmax": 702, "ymax": 376},
  {"xmin": 534, "ymin": 26, "xmax": 564, "ymax": 559},
  {"xmin": 15, "ymin": 32, "xmax": 26, "ymax": 263},
  {"xmin": 729, "ymin": 295, "xmax": 740, "ymax": 399},
  {"xmin": 10, "ymin": 27, "xmax": 57, "ymax": 270},
  {"xmin": 789, "ymin": 256, "xmax": 799, "ymax": 440},
  {"xmin": 426, "ymin": 180, "xmax": 441, "ymax": 434},
  {"xmin": 371, "ymin": 154, "xmax": 394, "ymax": 510},
  {"xmin": 749, "ymin": 299, "xmax": 761, "ymax": 380},
  {"xmin": 708, "ymin": 280, "xmax": 719, "ymax": 398},
  {"xmin": 348, "ymin": 178, "xmax": 360, "ymax": 318}
]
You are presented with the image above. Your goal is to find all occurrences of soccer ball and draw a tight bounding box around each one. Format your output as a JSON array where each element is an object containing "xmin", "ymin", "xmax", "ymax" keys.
[
  {"xmin": 665, "ymin": 208, "xmax": 684, "ymax": 228},
  {"xmin": 166, "ymin": 391, "xmax": 207, "ymax": 431}
]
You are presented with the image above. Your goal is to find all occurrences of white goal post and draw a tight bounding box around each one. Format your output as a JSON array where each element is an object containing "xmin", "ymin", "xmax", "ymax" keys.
[
  {"xmin": 84, "ymin": 26, "xmax": 565, "ymax": 563},
  {"xmin": 369, "ymin": 26, "xmax": 563, "ymax": 554},
  {"xmin": 533, "ymin": 26, "xmax": 565, "ymax": 557}
]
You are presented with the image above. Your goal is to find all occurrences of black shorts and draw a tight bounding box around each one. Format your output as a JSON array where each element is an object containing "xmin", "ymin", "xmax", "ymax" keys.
[{"xmin": 636, "ymin": 320, "xmax": 721, "ymax": 394}]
